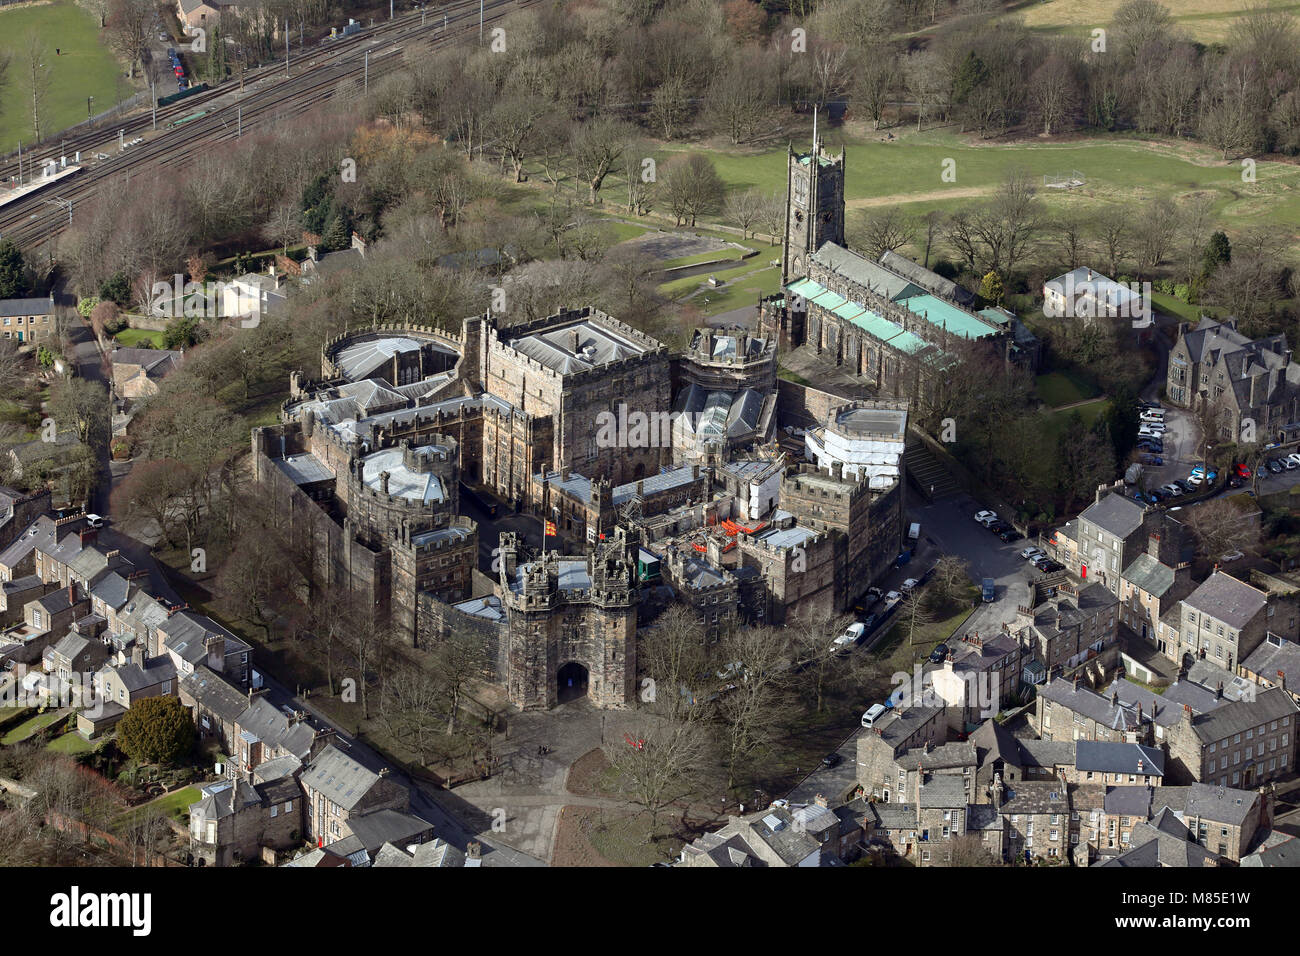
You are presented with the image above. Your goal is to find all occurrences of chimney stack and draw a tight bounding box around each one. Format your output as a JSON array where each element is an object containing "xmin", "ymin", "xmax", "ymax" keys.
[{"xmin": 67, "ymin": 583, "xmax": 75, "ymax": 606}]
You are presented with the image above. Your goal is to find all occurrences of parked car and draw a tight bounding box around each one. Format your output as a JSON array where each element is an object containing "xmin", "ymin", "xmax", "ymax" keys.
[
  {"xmin": 973, "ymin": 510, "xmax": 998, "ymax": 525},
  {"xmin": 861, "ymin": 703, "xmax": 887, "ymax": 728},
  {"xmin": 1140, "ymin": 454, "xmax": 1164, "ymax": 466},
  {"xmin": 1020, "ymin": 547, "xmax": 1046, "ymax": 561},
  {"xmin": 1030, "ymin": 553, "xmax": 1052, "ymax": 569},
  {"xmin": 1138, "ymin": 441, "xmax": 1163, "ymax": 453},
  {"xmin": 884, "ymin": 590, "xmax": 902, "ymax": 606},
  {"xmin": 1040, "ymin": 560, "xmax": 1064, "ymax": 573},
  {"xmin": 833, "ymin": 623, "xmax": 866, "ymax": 649},
  {"xmin": 1175, "ymin": 479, "xmax": 1196, "ymax": 493},
  {"xmin": 84, "ymin": 514, "xmax": 105, "ymax": 529},
  {"xmin": 901, "ymin": 578, "xmax": 919, "ymax": 592},
  {"xmin": 1148, "ymin": 488, "xmax": 1166, "ymax": 502},
  {"xmin": 1268, "ymin": 459, "xmax": 1284, "ymax": 474},
  {"xmin": 1235, "ymin": 463, "xmax": 1252, "ymax": 478},
  {"xmin": 988, "ymin": 519, "xmax": 1012, "ymax": 533},
  {"xmin": 1220, "ymin": 550, "xmax": 1244, "ymax": 562},
  {"xmin": 1228, "ymin": 476, "xmax": 1244, "ymax": 489},
  {"xmin": 1190, "ymin": 467, "xmax": 1218, "ymax": 482},
  {"xmin": 1160, "ymin": 483, "xmax": 1183, "ymax": 497},
  {"xmin": 998, "ymin": 528, "xmax": 1022, "ymax": 542},
  {"xmin": 859, "ymin": 613, "xmax": 879, "ymax": 634},
  {"xmin": 1285, "ymin": 454, "xmax": 1300, "ymax": 470},
  {"xmin": 821, "ymin": 752, "xmax": 843, "ymax": 768},
  {"xmin": 982, "ymin": 578, "xmax": 996, "ymax": 602},
  {"xmin": 928, "ymin": 644, "xmax": 950, "ymax": 664}
]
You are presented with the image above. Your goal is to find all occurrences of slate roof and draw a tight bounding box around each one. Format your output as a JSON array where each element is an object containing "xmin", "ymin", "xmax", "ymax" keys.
[
  {"xmin": 1183, "ymin": 571, "xmax": 1269, "ymax": 630},
  {"xmin": 1243, "ymin": 635, "xmax": 1300, "ymax": 691},
  {"xmin": 918, "ymin": 774, "xmax": 967, "ymax": 808},
  {"xmin": 332, "ymin": 809, "xmax": 432, "ymax": 856},
  {"xmin": 90, "ymin": 571, "xmax": 133, "ymax": 612},
  {"xmin": 1122, "ymin": 552, "xmax": 1175, "ymax": 597},
  {"xmin": 181, "ymin": 665, "xmax": 248, "ymax": 723},
  {"xmin": 300, "ymin": 744, "xmax": 383, "ymax": 811},
  {"xmin": 112, "ymin": 655, "xmax": 178, "ymax": 693},
  {"xmin": 1074, "ymin": 740, "xmax": 1164, "ymax": 776},
  {"xmin": 0, "ymin": 516, "xmax": 56, "ymax": 570},
  {"xmin": 1183, "ymin": 782, "xmax": 1257, "ymax": 827},
  {"xmin": 0, "ymin": 296, "xmax": 54, "ymax": 317},
  {"xmin": 879, "ymin": 250, "xmax": 974, "ymax": 305},
  {"xmin": 1079, "ymin": 493, "xmax": 1145, "ymax": 540},
  {"xmin": 1242, "ymin": 833, "xmax": 1300, "ymax": 867},
  {"xmin": 1099, "ymin": 818, "xmax": 1220, "ymax": 868},
  {"xmin": 1000, "ymin": 782, "xmax": 1068, "ymax": 814},
  {"xmin": 812, "ymin": 242, "xmax": 923, "ymax": 302},
  {"xmin": 50, "ymin": 632, "xmax": 89, "ymax": 663},
  {"xmin": 1186, "ymin": 686, "xmax": 1299, "ymax": 744}
]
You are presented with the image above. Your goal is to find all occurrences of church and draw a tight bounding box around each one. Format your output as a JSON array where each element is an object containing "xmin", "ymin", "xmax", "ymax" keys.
[{"xmin": 760, "ymin": 129, "xmax": 1039, "ymax": 406}]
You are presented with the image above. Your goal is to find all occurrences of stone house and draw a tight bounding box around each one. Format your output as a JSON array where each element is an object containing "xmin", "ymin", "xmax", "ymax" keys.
[
  {"xmin": 188, "ymin": 760, "xmax": 303, "ymax": 867},
  {"xmin": 1075, "ymin": 491, "xmax": 1149, "ymax": 596},
  {"xmin": 299, "ymin": 744, "xmax": 409, "ymax": 848},
  {"xmin": 1241, "ymin": 634, "xmax": 1300, "ymax": 706},
  {"xmin": 856, "ymin": 704, "xmax": 948, "ymax": 801},
  {"xmin": 1176, "ymin": 571, "xmax": 1273, "ymax": 672},
  {"xmin": 995, "ymin": 777, "xmax": 1072, "ymax": 864},
  {"xmin": 1163, "ymin": 685, "xmax": 1299, "ymax": 786},
  {"xmin": 109, "ymin": 348, "xmax": 183, "ymax": 401},
  {"xmin": 682, "ymin": 804, "xmax": 824, "ymax": 867},
  {"xmin": 1014, "ymin": 580, "xmax": 1118, "ymax": 678},
  {"xmin": 0, "ymin": 295, "xmax": 56, "ymax": 346},
  {"xmin": 1166, "ymin": 318, "xmax": 1300, "ymax": 445},
  {"xmin": 1063, "ymin": 740, "xmax": 1165, "ymax": 787}
]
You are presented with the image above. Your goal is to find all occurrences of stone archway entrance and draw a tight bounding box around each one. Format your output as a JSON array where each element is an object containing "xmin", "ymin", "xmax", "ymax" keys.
[{"xmin": 557, "ymin": 662, "xmax": 589, "ymax": 703}]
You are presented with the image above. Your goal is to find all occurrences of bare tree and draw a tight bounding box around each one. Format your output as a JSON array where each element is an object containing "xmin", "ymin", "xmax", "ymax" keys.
[
  {"xmin": 900, "ymin": 587, "xmax": 938, "ymax": 646},
  {"xmin": 661, "ymin": 154, "xmax": 724, "ymax": 228},
  {"xmin": 713, "ymin": 625, "xmax": 792, "ymax": 789},
  {"xmin": 757, "ymin": 191, "xmax": 786, "ymax": 246},
  {"xmin": 787, "ymin": 609, "xmax": 855, "ymax": 714},
  {"xmin": 1185, "ymin": 497, "xmax": 1260, "ymax": 560},
  {"xmin": 426, "ymin": 619, "xmax": 492, "ymax": 735},
  {"xmin": 853, "ymin": 208, "xmax": 916, "ymax": 260},
  {"xmin": 571, "ymin": 118, "xmax": 633, "ymax": 204},
  {"xmin": 723, "ymin": 189, "xmax": 764, "ymax": 241},
  {"xmin": 24, "ymin": 31, "xmax": 50, "ymax": 144},
  {"xmin": 946, "ymin": 832, "xmax": 1000, "ymax": 866},
  {"xmin": 1093, "ymin": 205, "xmax": 1131, "ymax": 279},
  {"xmin": 606, "ymin": 715, "xmax": 710, "ymax": 832},
  {"xmin": 105, "ymin": 0, "xmax": 153, "ymax": 79},
  {"xmin": 639, "ymin": 604, "xmax": 711, "ymax": 720}
]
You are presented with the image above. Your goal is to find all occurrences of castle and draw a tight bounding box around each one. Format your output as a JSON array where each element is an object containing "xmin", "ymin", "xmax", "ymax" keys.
[{"xmin": 252, "ymin": 300, "xmax": 910, "ymax": 712}]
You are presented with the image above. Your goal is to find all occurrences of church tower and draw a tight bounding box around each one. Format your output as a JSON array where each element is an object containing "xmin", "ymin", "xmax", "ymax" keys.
[{"xmin": 782, "ymin": 113, "xmax": 846, "ymax": 285}]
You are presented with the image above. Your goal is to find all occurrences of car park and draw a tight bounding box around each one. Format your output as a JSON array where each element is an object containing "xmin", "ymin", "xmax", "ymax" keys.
[
  {"xmin": 1020, "ymin": 547, "xmax": 1046, "ymax": 561},
  {"xmin": 974, "ymin": 510, "xmax": 998, "ymax": 525}
]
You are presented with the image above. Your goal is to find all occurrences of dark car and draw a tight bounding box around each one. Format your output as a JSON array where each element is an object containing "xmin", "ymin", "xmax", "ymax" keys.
[
  {"xmin": 1175, "ymin": 479, "xmax": 1196, "ymax": 493},
  {"xmin": 928, "ymin": 643, "xmax": 950, "ymax": 664},
  {"xmin": 988, "ymin": 518, "xmax": 1011, "ymax": 532},
  {"xmin": 1228, "ymin": 476, "xmax": 1244, "ymax": 489},
  {"xmin": 1268, "ymin": 459, "xmax": 1284, "ymax": 474},
  {"xmin": 859, "ymin": 613, "xmax": 879, "ymax": 635},
  {"xmin": 1040, "ymin": 560, "xmax": 1064, "ymax": 573},
  {"xmin": 1148, "ymin": 489, "xmax": 1165, "ymax": 502},
  {"xmin": 998, "ymin": 528, "xmax": 1022, "ymax": 542},
  {"xmin": 821, "ymin": 752, "xmax": 843, "ymax": 768}
]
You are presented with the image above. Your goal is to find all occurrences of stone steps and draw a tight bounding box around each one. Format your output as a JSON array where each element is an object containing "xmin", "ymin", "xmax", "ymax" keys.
[{"xmin": 905, "ymin": 439, "xmax": 960, "ymax": 500}]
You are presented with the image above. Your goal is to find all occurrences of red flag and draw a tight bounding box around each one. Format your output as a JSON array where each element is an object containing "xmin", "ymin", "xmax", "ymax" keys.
[{"xmin": 545, "ymin": 520, "xmax": 556, "ymax": 537}]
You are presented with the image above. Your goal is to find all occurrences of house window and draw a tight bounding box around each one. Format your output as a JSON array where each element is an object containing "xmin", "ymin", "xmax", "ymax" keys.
[{"xmin": 271, "ymin": 806, "xmax": 278, "ymax": 818}]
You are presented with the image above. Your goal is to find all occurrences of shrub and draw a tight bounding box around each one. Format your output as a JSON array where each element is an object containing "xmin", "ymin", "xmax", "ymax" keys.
[{"xmin": 117, "ymin": 697, "xmax": 195, "ymax": 765}]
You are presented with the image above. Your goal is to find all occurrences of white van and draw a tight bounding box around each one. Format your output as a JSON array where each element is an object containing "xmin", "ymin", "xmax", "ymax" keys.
[
  {"xmin": 908, "ymin": 522, "xmax": 921, "ymax": 541},
  {"xmin": 861, "ymin": 703, "xmax": 887, "ymax": 728}
]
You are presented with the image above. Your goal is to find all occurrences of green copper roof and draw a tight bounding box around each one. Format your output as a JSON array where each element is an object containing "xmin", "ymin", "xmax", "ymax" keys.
[{"xmin": 898, "ymin": 294, "xmax": 999, "ymax": 340}]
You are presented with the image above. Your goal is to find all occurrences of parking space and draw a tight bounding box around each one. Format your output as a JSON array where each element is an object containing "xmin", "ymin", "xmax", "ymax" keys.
[{"xmin": 906, "ymin": 493, "xmax": 1036, "ymax": 641}]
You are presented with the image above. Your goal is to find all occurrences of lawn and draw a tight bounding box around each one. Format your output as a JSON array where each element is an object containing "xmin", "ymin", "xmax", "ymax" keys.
[
  {"xmin": 1, "ymin": 708, "xmax": 64, "ymax": 744},
  {"xmin": 1151, "ymin": 292, "xmax": 1214, "ymax": 324},
  {"xmin": 1042, "ymin": 399, "xmax": 1112, "ymax": 445},
  {"xmin": 873, "ymin": 602, "xmax": 976, "ymax": 671},
  {"xmin": 0, "ymin": 1, "xmax": 133, "ymax": 149},
  {"xmin": 118, "ymin": 785, "xmax": 201, "ymax": 826},
  {"xmin": 114, "ymin": 327, "xmax": 166, "ymax": 348},
  {"xmin": 1036, "ymin": 370, "xmax": 1102, "ymax": 408},
  {"xmin": 47, "ymin": 730, "xmax": 94, "ymax": 754}
]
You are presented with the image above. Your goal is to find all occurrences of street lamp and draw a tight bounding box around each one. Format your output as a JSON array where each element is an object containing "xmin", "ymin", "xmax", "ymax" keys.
[{"xmin": 86, "ymin": 96, "xmax": 94, "ymax": 121}]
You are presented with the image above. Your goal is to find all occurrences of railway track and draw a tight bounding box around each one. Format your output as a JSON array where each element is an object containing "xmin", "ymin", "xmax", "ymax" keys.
[{"xmin": 0, "ymin": 0, "xmax": 535, "ymax": 249}]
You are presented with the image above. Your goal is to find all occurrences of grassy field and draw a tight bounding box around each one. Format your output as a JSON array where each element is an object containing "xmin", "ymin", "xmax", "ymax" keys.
[
  {"xmin": 1036, "ymin": 370, "xmax": 1102, "ymax": 407},
  {"xmin": 0, "ymin": 1, "xmax": 131, "ymax": 150},
  {"xmin": 1007, "ymin": 0, "xmax": 1291, "ymax": 44}
]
